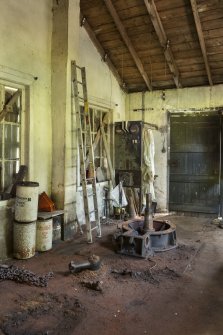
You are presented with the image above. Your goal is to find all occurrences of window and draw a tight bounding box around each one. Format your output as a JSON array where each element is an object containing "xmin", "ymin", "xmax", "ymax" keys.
[
  {"xmin": 89, "ymin": 107, "xmax": 110, "ymax": 171},
  {"xmin": 0, "ymin": 85, "xmax": 22, "ymax": 193},
  {"xmin": 78, "ymin": 106, "xmax": 111, "ymax": 186}
]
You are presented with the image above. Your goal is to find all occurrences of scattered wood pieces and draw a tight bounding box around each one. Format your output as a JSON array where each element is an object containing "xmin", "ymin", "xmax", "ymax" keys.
[{"xmin": 80, "ymin": 280, "xmax": 103, "ymax": 292}]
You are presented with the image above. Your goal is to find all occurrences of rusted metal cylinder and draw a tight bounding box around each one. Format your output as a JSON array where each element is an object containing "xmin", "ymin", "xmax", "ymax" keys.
[
  {"xmin": 0, "ymin": 200, "xmax": 13, "ymax": 260},
  {"xmin": 15, "ymin": 181, "xmax": 39, "ymax": 222},
  {"xmin": 13, "ymin": 221, "xmax": 36, "ymax": 259},
  {"xmin": 36, "ymin": 219, "xmax": 53, "ymax": 252},
  {"xmin": 143, "ymin": 193, "xmax": 154, "ymax": 232}
]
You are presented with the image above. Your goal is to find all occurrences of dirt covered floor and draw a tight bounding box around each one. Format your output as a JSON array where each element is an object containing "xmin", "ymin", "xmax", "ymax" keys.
[{"xmin": 0, "ymin": 215, "xmax": 223, "ymax": 335}]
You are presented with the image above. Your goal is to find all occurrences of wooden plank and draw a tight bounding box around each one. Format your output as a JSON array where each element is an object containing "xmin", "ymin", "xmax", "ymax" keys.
[
  {"xmin": 176, "ymin": 56, "xmax": 205, "ymax": 66},
  {"xmin": 144, "ymin": 0, "xmax": 182, "ymax": 88},
  {"xmin": 94, "ymin": 23, "xmax": 117, "ymax": 35},
  {"xmin": 181, "ymin": 76, "xmax": 209, "ymax": 86},
  {"xmin": 114, "ymin": 5, "xmax": 148, "ymax": 20},
  {"xmin": 161, "ymin": 17, "xmax": 196, "ymax": 30},
  {"xmin": 200, "ymin": 9, "xmax": 223, "ymax": 22},
  {"xmin": 100, "ymin": 125, "xmax": 115, "ymax": 187},
  {"xmin": 206, "ymin": 36, "xmax": 223, "ymax": 47},
  {"xmin": 138, "ymin": 47, "xmax": 167, "ymax": 57},
  {"xmin": 113, "ymin": 0, "xmax": 144, "ymax": 11},
  {"xmin": 177, "ymin": 63, "xmax": 206, "ymax": 73},
  {"xmin": 210, "ymin": 61, "xmax": 223, "ymax": 69},
  {"xmin": 155, "ymin": 0, "xmax": 189, "ymax": 11},
  {"xmin": 80, "ymin": 14, "xmax": 127, "ymax": 91},
  {"xmin": 121, "ymin": 15, "xmax": 153, "ymax": 29},
  {"xmin": 197, "ymin": 1, "xmax": 223, "ymax": 13},
  {"xmin": 0, "ymin": 90, "xmax": 21, "ymax": 123},
  {"xmin": 104, "ymin": 0, "xmax": 152, "ymax": 90},
  {"xmin": 85, "ymin": 113, "xmax": 109, "ymax": 168},
  {"xmin": 150, "ymin": 80, "xmax": 175, "ymax": 88},
  {"xmin": 171, "ymin": 41, "xmax": 201, "ymax": 52},
  {"xmin": 201, "ymin": 18, "xmax": 223, "ymax": 31},
  {"xmin": 158, "ymin": 5, "xmax": 193, "ymax": 20},
  {"xmin": 173, "ymin": 49, "xmax": 204, "ymax": 59},
  {"xmin": 181, "ymin": 70, "xmax": 207, "ymax": 78},
  {"xmin": 207, "ymin": 45, "xmax": 223, "ymax": 55}
]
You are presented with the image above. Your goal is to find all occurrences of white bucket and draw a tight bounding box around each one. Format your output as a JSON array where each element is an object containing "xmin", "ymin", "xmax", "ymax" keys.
[
  {"xmin": 13, "ymin": 221, "xmax": 36, "ymax": 259},
  {"xmin": 15, "ymin": 181, "xmax": 39, "ymax": 222},
  {"xmin": 36, "ymin": 219, "xmax": 53, "ymax": 252}
]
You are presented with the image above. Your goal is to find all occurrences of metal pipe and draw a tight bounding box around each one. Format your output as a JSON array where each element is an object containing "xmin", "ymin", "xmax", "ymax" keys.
[{"xmin": 143, "ymin": 193, "xmax": 154, "ymax": 232}]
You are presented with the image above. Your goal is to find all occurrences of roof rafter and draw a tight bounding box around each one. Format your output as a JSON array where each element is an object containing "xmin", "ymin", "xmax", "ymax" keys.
[
  {"xmin": 80, "ymin": 14, "xmax": 127, "ymax": 92},
  {"xmin": 144, "ymin": 0, "xmax": 182, "ymax": 88},
  {"xmin": 190, "ymin": 0, "xmax": 213, "ymax": 85},
  {"xmin": 104, "ymin": 0, "xmax": 152, "ymax": 91}
]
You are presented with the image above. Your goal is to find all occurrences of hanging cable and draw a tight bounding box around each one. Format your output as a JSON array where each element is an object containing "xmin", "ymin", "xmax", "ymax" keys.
[{"xmin": 218, "ymin": 115, "xmax": 222, "ymax": 218}]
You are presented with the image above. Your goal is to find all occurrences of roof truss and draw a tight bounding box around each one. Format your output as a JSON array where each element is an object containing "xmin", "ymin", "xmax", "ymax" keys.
[
  {"xmin": 144, "ymin": 0, "xmax": 182, "ymax": 88},
  {"xmin": 190, "ymin": 0, "xmax": 213, "ymax": 85},
  {"xmin": 104, "ymin": 0, "xmax": 152, "ymax": 91}
]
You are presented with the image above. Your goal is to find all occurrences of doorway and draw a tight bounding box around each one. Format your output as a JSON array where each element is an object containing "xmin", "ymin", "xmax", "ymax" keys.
[{"xmin": 169, "ymin": 113, "xmax": 221, "ymax": 214}]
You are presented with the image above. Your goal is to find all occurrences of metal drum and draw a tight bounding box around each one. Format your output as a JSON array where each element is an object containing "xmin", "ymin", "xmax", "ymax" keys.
[
  {"xmin": 13, "ymin": 221, "xmax": 36, "ymax": 259},
  {"xmin": 15, "ymin": 181, "xmax": 39, "ymax": 222},
  {"xmin": 0, "ymin": 200, "xmax": 13, "ymax": 260},
  {"xmin": 53, "ymin": 217, "xmax": 61, "ymax": 242},
  {"xmin": 36, "ymin": 219, "xmax": 53, "ymax": 252}
]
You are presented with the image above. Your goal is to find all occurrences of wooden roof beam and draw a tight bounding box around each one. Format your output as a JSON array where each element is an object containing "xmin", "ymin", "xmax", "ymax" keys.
[
  {"xmin": 190, "ymin": 0, "xmax": 213, "ymax": 85},
  {"xmin": 80, "ymin": 14, "xmax": 127, "ymax": 92},
  {"xmin": 144, "ymin": 0, "xmax": 182, "ymax": 88},
  {"xmin": 104, "ymin": 0, "xmax": 152, "ymax": 91}
]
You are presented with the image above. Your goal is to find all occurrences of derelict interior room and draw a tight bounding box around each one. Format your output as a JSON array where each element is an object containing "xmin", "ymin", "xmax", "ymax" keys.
[{"xmin": 0, "ymin": 0, "xmax": 223, "ymax": 334}]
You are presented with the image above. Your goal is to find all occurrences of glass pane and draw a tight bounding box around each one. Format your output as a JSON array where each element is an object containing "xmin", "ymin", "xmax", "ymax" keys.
[
  {"xmin": 4, "ymin": 124, "xmax": 20, "ymax": 159},
  {"xmin": 4, "ymin": 160, "xmax": 18, "ymax": 192},
  {"xmin": 0, "ymin": 124, "xmax": 2, "ymax": 158}
]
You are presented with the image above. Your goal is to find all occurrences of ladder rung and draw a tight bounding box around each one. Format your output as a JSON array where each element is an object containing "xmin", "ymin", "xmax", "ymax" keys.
[
  {"xmin": 88, "ymin": 193, "xmax": 96, "ymax": 197},
  {"xmin": 72, "ymin": 62, "xmax": 101, "ymax": 244},
  {"xmin": 91, "ymin": 226, "xmax": 98, "ymax": 232},
  {"xmin": 90, "ymin": 209, "xmax": 98, "ymax": 214},
  {"xmin": 75, "ymin": 65, "xmax": 83, "ymax": 70}
]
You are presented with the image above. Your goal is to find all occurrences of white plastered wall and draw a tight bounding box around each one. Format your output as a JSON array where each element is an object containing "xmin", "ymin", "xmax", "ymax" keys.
[
  {"xmin": 78, "ymin": 27, "xmax": 126, "ymax": 121},
  {"xmin": 126, "ymin": 85, "xmax": 223, "ymax": 211},
  {"xmin": 0, "ymin": 0, "xmax": 52, "ymax": 194}
]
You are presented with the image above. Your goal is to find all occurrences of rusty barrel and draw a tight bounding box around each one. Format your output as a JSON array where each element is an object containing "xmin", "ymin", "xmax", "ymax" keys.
[
  {"xmin": 13, "ymin": 221, "xmax": 36, "ymax": 259},
  {"xmin": 36, "ymin": 219, "xmax": 53, "ymax": 252}
]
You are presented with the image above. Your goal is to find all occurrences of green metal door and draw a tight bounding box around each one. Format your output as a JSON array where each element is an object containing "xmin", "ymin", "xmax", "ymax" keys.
[{"xmin": 169, "ymin": 114, "xmax": 220, "ymax": 213}]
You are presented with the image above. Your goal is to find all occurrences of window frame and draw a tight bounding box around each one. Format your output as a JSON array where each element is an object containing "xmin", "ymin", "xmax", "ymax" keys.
[
  {"xmin": 76, "ymin": 105, "xmax": 112, "ymax": 188},
  {"xmin": 0, "ymin": 81, "xmax": 26, "ymax": 193}
]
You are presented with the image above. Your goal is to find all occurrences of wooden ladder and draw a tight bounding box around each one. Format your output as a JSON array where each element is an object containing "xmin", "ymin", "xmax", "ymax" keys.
[{"xmin": 71, "ymin": 61, "xmax": 101, "ymax": 243}]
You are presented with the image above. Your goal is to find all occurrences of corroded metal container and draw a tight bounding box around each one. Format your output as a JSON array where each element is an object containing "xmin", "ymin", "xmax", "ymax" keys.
[
  {"xmin": 36, "ymin": 219, "xmax": 53, "ymax": 252},
  {"xmin": 13, "ymin": 221, "xmax": 36, "ymax": 259},
  {"xmin": 15, "ymin": 181, "xmax": 39, "ymax": 222},
  {"xmin": 0, "ymin": 200, "xmax": 13, "ymax": 260}
]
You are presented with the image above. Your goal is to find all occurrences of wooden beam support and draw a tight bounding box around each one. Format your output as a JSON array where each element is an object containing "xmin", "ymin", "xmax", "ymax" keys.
[
  {"xmin": 0, "ymin": 90, "xmax": 21, "ymax": 123},
  {"xmin": 190, "ymin": 0, "xmax": 213, "ymax": 85},
  {"xmin": 104, "ymin": 0, "xmax": 152, "ymax": 91},
  {"xmin": 144, "ymin": 0, "xmax": 181, "ymax": 88},
  {"xmin": 80, "ymin": 14, "xmax": 127, "ymax": 91}
]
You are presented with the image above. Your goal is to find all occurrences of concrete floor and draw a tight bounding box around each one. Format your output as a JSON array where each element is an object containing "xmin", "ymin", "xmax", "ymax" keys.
[{"xmin": 0, "ymin": 215, "xmax": 223, "ymax": 335}]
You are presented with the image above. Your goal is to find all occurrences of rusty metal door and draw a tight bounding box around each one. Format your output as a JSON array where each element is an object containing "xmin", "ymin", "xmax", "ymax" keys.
[{"xmin": 169, "ymin": 114, "xmax": 220, "ymax": 213}]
